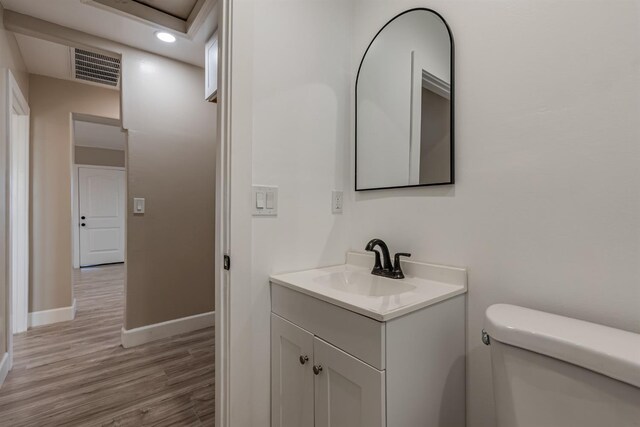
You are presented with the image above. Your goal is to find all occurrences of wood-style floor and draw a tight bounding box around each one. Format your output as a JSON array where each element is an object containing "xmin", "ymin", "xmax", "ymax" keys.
[{"xmin": 0, "ymin": 264, "xmax": 214, "ymax": 426}]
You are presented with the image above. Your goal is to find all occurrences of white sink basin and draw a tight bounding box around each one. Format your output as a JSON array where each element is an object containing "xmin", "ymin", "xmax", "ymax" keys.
[
  {"xmin": 314, "ymin": 270, "xmax": 416, "ymax": 296},
  {"xmin": 270, "ymin": 252, "xmax": 467, "ymax": 321}
]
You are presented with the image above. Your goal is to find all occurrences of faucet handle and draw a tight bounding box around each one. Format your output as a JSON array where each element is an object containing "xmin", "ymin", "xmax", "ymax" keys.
[
  {"xmin": 394, "ymin": 253, "xmax": 411, "ymax": 264},
  {"xmin": 392, "ymin": 253, "xmax": 411, "ymax": 279}
]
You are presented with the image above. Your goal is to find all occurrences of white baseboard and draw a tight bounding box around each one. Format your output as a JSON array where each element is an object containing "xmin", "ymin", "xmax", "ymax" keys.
[
  {"xmin": 121, "ymin": 311, "xmax": 214, "ymax": 348},
  {"xmin": 28, "ymin": 298, "xmax": 77, "ymax": 328},
  {"xmin": 0, "ymin": 353, "xmax": 10, "ymax": 387}
]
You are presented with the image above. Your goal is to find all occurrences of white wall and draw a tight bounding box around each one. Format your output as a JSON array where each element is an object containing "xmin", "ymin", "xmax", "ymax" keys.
[
  {"xmin": 349, "ymin": 1, "xmax": 640, "ymax": 426},
  {"xmin": 229, "ymin": 0, "xmax": 640, "ymax": 426},
  {"xmin": 228, "ymin": 0, "xmax": 353, "ymax": 423}
]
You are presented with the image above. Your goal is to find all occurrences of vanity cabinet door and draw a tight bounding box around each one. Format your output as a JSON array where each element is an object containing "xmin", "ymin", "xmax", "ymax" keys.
[
  {"xmin": 271, "ymin": 314, "xmax": 314, "ymax": 427},
  {"xmin": 313, "ymin": 337, "xmax": 386, "ymax": 427}
]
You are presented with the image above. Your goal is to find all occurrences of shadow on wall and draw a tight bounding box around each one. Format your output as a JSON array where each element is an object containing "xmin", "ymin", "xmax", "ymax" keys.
[
  {"xmin": 354, "ymin": 184, "xmax": 455, "ymax": 201},
  {"xmin": 439, "ymin": 355, "xmax": 467, "ymax": 426}
]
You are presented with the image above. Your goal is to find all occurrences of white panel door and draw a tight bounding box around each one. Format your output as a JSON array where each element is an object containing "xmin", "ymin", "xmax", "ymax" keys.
[
  {"xmin": 271, "ymin": 314, "xmax": 314, "ymax": 427},
  {"xmin": 79, "ymin": 167, "xmax": 125, "ymax": 267},
  {"xmin": 314, "ymin": 337, "xmax": 386, "ymax": 427}
]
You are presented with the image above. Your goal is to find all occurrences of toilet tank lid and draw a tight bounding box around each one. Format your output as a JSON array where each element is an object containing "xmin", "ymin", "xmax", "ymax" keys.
[{"xmin": 485, "ymin": 304, "xmax": 640, "ymax": 389}]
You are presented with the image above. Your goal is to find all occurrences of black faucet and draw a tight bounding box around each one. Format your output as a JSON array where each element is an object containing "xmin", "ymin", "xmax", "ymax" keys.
[{"xmin": 365, "ymin": 239, "xmax": 411, "ymax": 279}]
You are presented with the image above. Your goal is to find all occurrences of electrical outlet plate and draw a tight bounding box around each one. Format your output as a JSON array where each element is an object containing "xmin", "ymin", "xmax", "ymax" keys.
[
  {"xmin": 332, "ymin": 190, "xmax": 343, "ymax": 214},
  {"xmin": 253, "ymin": 185, "xmax": 278, "ymax": 216}
]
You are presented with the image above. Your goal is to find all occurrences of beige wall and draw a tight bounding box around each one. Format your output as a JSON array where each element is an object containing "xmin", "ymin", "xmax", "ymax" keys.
[
  {"xmin": 74, "ymin": 146, "xmax": 125, "ymax": 167},
  {"xmin": 0, "ymin": 3, "xmax": 29, "ymax": 356},
  {"xmin": 3, "ymin": 13, "xmax": 217, "ymax": 332},
  {"xmin": 123, "ymin": 51, "xmax": 216, "ymax": 329},
  {"xmin": 30, "ymin": 75, "xmax": 119, "ymax": 312},
  {"xmin": 0, "ymin": 7, "xmax": 28, "ymax": 94},
  {"xmin": 419, "ymin": 87, "xmax": 450, "ymax": 184}
]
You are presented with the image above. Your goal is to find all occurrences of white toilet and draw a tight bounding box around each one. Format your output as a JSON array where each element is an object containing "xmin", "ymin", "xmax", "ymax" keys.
[{"xmin": 484, "ymin": 304, "xmax": 640, "ymax": 427}]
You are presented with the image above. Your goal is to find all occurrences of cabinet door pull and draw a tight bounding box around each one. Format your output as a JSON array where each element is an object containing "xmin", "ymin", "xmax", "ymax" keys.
[
  {"xmin": 313, "ymin": 365, "xmax": 323, "ymax": 375},
  {"xmin": 299, "ymin": 355, "xmax": 309, "ymax": 365}
]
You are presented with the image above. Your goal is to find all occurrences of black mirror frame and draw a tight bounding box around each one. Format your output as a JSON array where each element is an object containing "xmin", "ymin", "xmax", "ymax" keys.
[{"xmin": 355, "ymin": 8, "xmax": 455, "ymax": 191}]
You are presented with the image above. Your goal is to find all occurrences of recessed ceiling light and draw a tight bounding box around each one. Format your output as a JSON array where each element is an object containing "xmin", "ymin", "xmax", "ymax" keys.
[{"xmin": 155, "ymin": 31, "xmax": 176, "ymax": 43}]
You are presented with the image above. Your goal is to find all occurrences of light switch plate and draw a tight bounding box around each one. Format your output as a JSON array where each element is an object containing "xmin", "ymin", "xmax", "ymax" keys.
[
  {"xmin": 252, "ymin": 185, "xmax": 278, "ymax": 216},
  {"xmin": 332, "ymin": 190, "xmax": 343, "ymax": 214},
  {"xmin": 133, "ymin": 197, "xmax": 145, "ymax": 214}
]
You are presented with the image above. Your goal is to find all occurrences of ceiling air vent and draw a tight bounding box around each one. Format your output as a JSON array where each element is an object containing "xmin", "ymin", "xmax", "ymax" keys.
[{"xmin": 73, "ymin": 48, "xmax": 121, "ymax": 87}]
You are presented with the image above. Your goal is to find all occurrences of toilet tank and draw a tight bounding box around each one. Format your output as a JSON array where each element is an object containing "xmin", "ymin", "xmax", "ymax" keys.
[{"xmin": 484, "ymin": 304, "xmax": 640, "ymax": 427}]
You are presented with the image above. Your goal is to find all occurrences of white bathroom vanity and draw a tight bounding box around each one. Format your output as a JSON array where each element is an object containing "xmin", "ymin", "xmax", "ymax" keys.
[{"xmin": 270, "ymin": 252, "xmax": 467, "ymax": 427}]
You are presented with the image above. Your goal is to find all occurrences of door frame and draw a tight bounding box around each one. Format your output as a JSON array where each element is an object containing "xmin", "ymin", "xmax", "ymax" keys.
[
  {"xmin": 215, "ymin": 0, "xmax": 233, "ymax": 424},
  {"xmin": 9, "ymin": 83, "xmax": 30, "ymax": 335},
  {"xmin": 70, "ymin": 113, "xmax": 125, "ymax": 269},
  {"xmin": 72, "ymin": 164, "xmax": 126, "ymax": 269},
  {"xmin": 4, "ymin": 69, "xmax": 30, "ymax": 378}
]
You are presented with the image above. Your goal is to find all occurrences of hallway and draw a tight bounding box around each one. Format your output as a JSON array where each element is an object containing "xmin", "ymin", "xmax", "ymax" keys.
[{"xmin": 0, "ymin": 264, "xmax": 214, "ymax": 426}]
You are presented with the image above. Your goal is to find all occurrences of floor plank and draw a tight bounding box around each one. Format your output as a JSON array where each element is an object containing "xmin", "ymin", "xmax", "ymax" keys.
[{"xmin": 0, "ymin": 264, "xmax": 214, "ymax": 426}]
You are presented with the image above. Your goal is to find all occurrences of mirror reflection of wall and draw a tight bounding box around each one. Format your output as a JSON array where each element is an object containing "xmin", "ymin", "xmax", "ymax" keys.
[
  {"xmin": 419, "ymin": 77, "xmax": 450, "ymax": 185},
  {"xmin": 356, "ymin": 9, "xmax": 453, "ymax": 191}
]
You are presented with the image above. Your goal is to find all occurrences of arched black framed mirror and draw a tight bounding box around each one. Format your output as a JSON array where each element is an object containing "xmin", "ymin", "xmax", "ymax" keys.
[{"xmin": 356, "ymin": 9, "xmax": 454, "ymax": 191}]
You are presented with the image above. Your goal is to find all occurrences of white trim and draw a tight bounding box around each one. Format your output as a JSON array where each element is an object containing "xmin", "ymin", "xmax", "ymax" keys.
[
  {"xmin": 409, "ymin": 50, "xmax": 421, "ymax": 185},
  {"xmin": 216, "ymin": 0, "xmax": 232, "ymax": 425},
  {"xmin": 28, "ymin": 299, "xmax": 77, "ymax": 328},
  {"xmin": 7, "ymin": 71, "xmax": 29, "ymax": 113},
  {"xmin": 7, "ymin": 71, "xmax": 30, "ymax": 335},
  {"xmin": 72, "ymin": 164, "xmax": 126, "ymax": 269},
  {"xmin": 121, "ymin": 311, "xmax": 215, "ymax": 348},
  {"xmin": 205, "ymin": 31, "xmax": 218, "ymax": 101},
  {"xmin": 4, "ymin": 69, "xmax": 30, "ymax": 373},
  {"xmin": 86, "ymin": 0, "xmax": 187, "ymax": 34},
  {"xmin": 186, "ymin": 0, "xmax": 216, "ymax": 39},
  {"xmin": 84, "ymin": 0, "xmax": 215, "ymax": 38},
  {"xmin": 72, "ymin": 113, "xmax": 121, "ymax": 128},
  {"xmin": 75, "ymin": 165, "xmax": 126, "ymax": 170},
  {"xmin": 0, "ymin": 353, "xmax": 10, "ymax": 387},
  {"xmin": 9, "ymin": 114, "xmax": 30, "ymax": 334},
  {"xmin": 422, "ymin": 69, "xmax": 450, "ymax": 100}
]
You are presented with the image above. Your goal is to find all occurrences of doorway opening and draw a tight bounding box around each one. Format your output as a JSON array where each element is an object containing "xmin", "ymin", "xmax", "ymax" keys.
[
  {"xmin": 0, "ymin": 5, "xmax": 218, "ymax": 421},
  {"xmin": 71, "ymin": 114, "xmax": 127, "ymax": 269}
]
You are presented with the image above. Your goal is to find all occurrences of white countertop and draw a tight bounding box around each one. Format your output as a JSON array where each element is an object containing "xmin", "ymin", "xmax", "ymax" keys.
[{"xmin": 270, "ymin": 252, "xmax": 467, "ymax": 321}]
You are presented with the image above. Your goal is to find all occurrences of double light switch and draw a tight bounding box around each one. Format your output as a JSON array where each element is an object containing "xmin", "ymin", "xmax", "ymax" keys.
[{"xmin": 252, "ymin": 185, "xmax": 278, "ymax": 216}]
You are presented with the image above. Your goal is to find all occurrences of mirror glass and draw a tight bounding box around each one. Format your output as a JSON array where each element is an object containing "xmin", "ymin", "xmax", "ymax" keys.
[{"xmin": 356, "ymin": 9, "xmax": 453, "ymax": 190}]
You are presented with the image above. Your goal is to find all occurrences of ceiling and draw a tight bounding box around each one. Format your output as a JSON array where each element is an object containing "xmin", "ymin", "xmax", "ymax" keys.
[
  {"xmin": 74, "ymin": 120, "xmax": 126, "ymax": 150},
  {"xmin": 0, "ymin": 0, "xmax": 217, "ymax": 67},
  {"xmin": 134, "ymin": 0, "xmax": 199, "ymax": 20},
  {"xmin": 14, "ymin": 33, "xmax": 72, "ymax": 83},
  {"xmin": 15, "ymin": 34, "xmax": 121, "ymax": 90}
]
